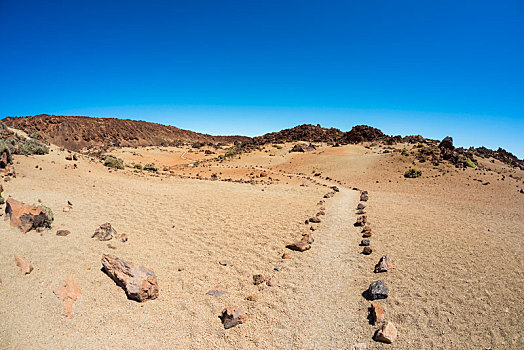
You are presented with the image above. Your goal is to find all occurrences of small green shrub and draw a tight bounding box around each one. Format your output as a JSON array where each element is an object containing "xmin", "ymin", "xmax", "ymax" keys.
[
  {"xmin": 460, "ymin": 157, "xmax": 476, "ymax": 168},
  {"xmin": 416, "ymin": 143, "xmax": 424, "ymax": 148},
  {"xmin": 0, "ymin": 140, "xmax": 13, "ymax": 164},
  {"xmin": 0, "ymin": 196, "xmax": 4, "ymax": 205},
  {"xmin": 18, "ymin": 139, "xmax": 49, "ymax": 155},
  {"xmin": 370, "ymin": 143, "xmax": 377, "ymax": 147},
  {"xmin": 383, "ymin": 149, "xmax": 390, "ymax": 154},
  {"xmin": 272, "ymin": 144, "xmax": 283, "ymax": 149},
  {"xmin": 143, "ymin": 163, "xmax": 158, "ymax": 172},
  {"xmin": 404, "ymin": 168, "xmax": 422, "ymax": 178},
  {"xmin": 134, "ymin": 164, "xmax": 143, "ymax": 170},
  {"xmin": 38, "ymin": 205, "xmax": 54, "ymax": 226},
  {"xmin": 401, "ymin": 149, "xmax": 409, "ymax": 156},
  {"xmin": 103, "ymin": 155, "xmax": 124, "ymax": 169}
]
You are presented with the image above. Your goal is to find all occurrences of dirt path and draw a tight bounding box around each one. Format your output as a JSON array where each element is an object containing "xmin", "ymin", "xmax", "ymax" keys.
[{"xmin": 264, "ymin": 186, "xmax": 366, "ymax": 349}]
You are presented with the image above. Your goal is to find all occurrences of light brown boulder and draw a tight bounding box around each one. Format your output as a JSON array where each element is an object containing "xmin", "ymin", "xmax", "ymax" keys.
[
  {"xmin": 53, "ymin": 275, "xmax": 82, "ymax": 318},
  {"xmin": 282, "ymin": 252, "xmax": 292, "ymax": 259},
  {"xmin": 374, "ymin": 321, "xmax": 398, "ymax": 343},
  {"xmin": 374, "ymin": 255, "xmax": 395, "ymax": 273},
  {"xmin": 286, "ymin": 240, "xmax": 311, "ymax": 252},
  {"xmin": 56, "ymin": 230, "xmax": 71, "ymax": 236},
  {"xmin": 14, "ymin": 255, "xmax": 33, "ymax": 275},
  {"xmin": 101, "ymin": 254, "xmax": 159, "ymax": 302},
  {"xmin": 5, "ymin": 198, "xmax": 52, "ymax": 233},
  {"xmin": 92, "ymin": 223, "xmax": 115, "ymax": 241},
  {"xmin": 220, "ymin": 307, "xmax": 246, "ymax": 329},
  {"xmin": 370, "ymin": 302, "xmax": 385, "ymax": 324}
]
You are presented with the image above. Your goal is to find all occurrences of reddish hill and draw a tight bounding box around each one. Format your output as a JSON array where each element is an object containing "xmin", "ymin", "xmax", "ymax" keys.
[{"xmin": 2, "ymin": 115, "xmax": 249, "ymax": 151}]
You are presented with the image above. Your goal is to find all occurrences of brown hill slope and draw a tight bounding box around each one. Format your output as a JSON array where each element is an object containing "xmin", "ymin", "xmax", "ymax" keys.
[{"xmin": 2, "ymin": 115, "xmax": 249, "ymax": 151}]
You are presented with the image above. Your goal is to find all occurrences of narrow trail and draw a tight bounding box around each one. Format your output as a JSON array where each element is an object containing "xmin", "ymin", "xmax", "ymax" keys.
[{"xmin": 271, "ymin": 186, "xmax": 364, "ymax": 349}]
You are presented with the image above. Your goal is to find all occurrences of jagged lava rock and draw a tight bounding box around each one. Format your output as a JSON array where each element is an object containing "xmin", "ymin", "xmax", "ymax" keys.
[
  {"xmin": 220, "ymin": 307, "xmax": 246, "ymax": 329},
  {"xmin": 374, "ymin": 255, "xmax": 395, "ymax": 273},
  {"xmin": 101, "ymin": 254, "xmax": 159, "ymax": 302},
  {"xmin": 360, "ymin": 239, "xmax": 370, "ymax": 246},
  {"xmin": 5, "ymin": 198, "xmax": 52, "ymax": 233},
  {"xmin": 92, "ymin": 223, "xmax": 116, "ymax": 241},
  {"xmin": 367, "ymin": 280, "xmax": 389, "ymax": 300}
]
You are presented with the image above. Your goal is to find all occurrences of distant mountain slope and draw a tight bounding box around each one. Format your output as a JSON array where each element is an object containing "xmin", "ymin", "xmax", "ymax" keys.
[{"xmin": 2, "ymin": 115, "xmax": 249, "ymax": 151}]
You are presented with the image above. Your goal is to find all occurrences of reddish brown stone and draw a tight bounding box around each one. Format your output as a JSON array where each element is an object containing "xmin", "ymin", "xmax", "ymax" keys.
[
  {"xmin": 362, "ymin": 246, "xmax": 373, "ymax": 255},
  {"xmin": 374, "ymin": 255, "xmax": 395, "ymax": 273},
  {"xmin": 53, "ymin": 275, "xmax": 82, "ymax": 318},
  {"xmin": 282, "ymin": 252, "xmax": 292, "ymax": 259},
  {"xmin": 56, "ymin": 230, "xmax": 71, "ymax": 236},
  {"xmin": 301, "ymin": 232, "xmax": 314, "ymax": 244},
  {"xmin": 286, "ymin": 240, "xmax": 311, "ymax": 252},
  {"xmin": 101, "ymin": 254, "xmax": 159, "ymax": 302},
  {"xmin": 370, "ymin": 302, "xmax": 385, "ymax": 324},
  {"xmin": 5, "ymin": 198, "xmax": 52, "ymax": 233},
  {"xmin": 14, "ymin": 255, "xmax": 33, "ymax": 275}
]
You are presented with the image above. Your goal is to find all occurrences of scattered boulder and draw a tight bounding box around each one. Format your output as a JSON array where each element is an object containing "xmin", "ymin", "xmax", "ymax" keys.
[
  {"xmin": 374, "ymin": 255, "xmax": 395, "ymax": 273},
  {"xmin": 324, "ymin": 192, "xmax": 334, "ymax": 198},
  {"xmin": 286, "ymin": 240, "xmax": 311, "ymax": 252},
  {"xmin": 370, "ymin": 302, "xmax": 385, "ymax": 324},
  {"xmin": 360, "ymin": 239, "xmax": 370, "ymax": 246},
  {"xmin": 219, "ymin": 307, "xmax": 246, "ymax": 329},
  {"xmin": 356, "ymin": 209, "xmax": 365, "ymax": 215},
  {"xmin": 92, "ymin": 223, "xmax": 116, "ymax": 241},
  {"xmin": 14, "ymin": 255, "xmax": 33, "ymax": 275},
  {"xmin": 56, "ymin": 230, "xmax": 71, "ymax": 236},
  {"xmin": 53, "ymin": 275, "xmax": 82, "ymax": 318},
  {"xmin": 253, "ymin": 274, "xmax": 266, "ymax": 285},
  {"xmin": 316, "ymin": 211, "xmax": 325, "ymax": 216},
  {"xmin": 101, "ymin": 254, "xmax": 159, "ymax": 302},
  {"xmin": 245, "ymin": 294, "xmax": 258, "ymax": 301},
  {"xmin": 301, "ymin": 233, "xmax": 314, "ymax": 244},
  {"xmin": 374, "ymin": 321, "xmax": 398, "ymax": 343},
  {"xmin": 5, "ymin": 198, "xmax": 52, "ymax": 233},
  {"xmin": 357, "ymin": 203, "xmax": 366, "ymax": 210},
  {"xmin": 355, "ymin": 215, "xmax": 367, "ymax": 226},
  {"xmin": 309, "ymin": 217, "xmax": 321, "ymax": 223},
  {"xmin": 282, "ymin": 252, "xmax": 292, "ymax": 259},
  {"xmin": 362, "ymin": 246, "xmax": 373, "ymax": 255},
  {"xmin": 366, "ymin": 280, "xmax": 389, "ymax": 300},
  {"xmin": 439, "ymin": 136, "xmax": 454, "ymax": 150},
  {"xmin": 290, "ymin": 143, "xmax": 316, "ymax": 153},
  {"xmin": 206, "ymin": 285, "xmax": 228, "ymax": 297},
  {"xmin": 331, "ymin": 186, "xmax": 339, "ymax": 192},
  {"xmin": 360, "ymin": 193, "xmax": 368, "ymax": 201}
]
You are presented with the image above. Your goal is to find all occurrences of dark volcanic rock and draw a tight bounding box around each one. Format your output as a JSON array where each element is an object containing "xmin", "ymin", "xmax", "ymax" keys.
[
  {"xmin": 366, "ymin": 280, "xmax": 389, "ymax": 300},
  {"xmin": 220, "ymin": 307, "xmax": 246, "ymax": 329}
]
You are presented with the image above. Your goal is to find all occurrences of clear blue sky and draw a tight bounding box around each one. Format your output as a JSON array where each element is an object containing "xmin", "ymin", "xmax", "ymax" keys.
[{"xmin": 1, "ymin": 1, "xmax": 523, "ymax": 157}]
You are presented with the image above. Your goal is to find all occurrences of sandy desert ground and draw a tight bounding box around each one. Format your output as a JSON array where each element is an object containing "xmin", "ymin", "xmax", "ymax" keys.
[{"xmin": 1, "ymin": 140, "xmax": 523, "ymax": 349}]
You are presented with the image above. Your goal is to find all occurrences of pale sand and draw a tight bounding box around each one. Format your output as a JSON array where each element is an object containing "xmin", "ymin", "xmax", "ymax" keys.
[{"xmin": 1, "ymin": 142, "xmax": 523, "ymax": 349}]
